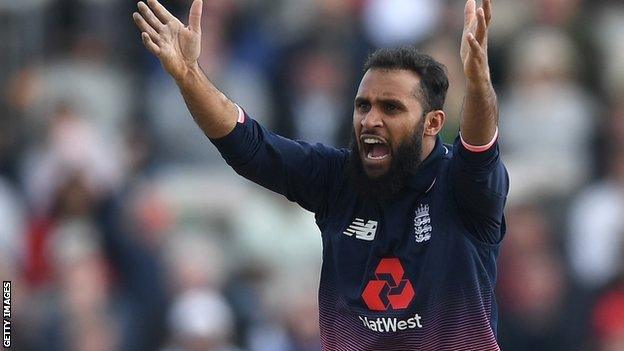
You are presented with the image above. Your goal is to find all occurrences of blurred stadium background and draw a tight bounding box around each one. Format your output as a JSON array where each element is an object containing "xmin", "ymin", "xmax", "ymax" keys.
[{"xmin": 1, "ymin": 0, "xmax": 623, "ymax": 350}]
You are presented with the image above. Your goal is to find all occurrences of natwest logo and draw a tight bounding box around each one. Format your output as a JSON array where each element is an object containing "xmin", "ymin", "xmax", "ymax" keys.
[{"xmin": 361, "ymin": 258, "xmax": 415, "ymax": 311}]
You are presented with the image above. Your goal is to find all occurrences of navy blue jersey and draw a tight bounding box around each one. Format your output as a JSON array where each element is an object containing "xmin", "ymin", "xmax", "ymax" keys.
[{"xmin": 211, "ymin": 113, "xmax": 509, "ymax": 351}]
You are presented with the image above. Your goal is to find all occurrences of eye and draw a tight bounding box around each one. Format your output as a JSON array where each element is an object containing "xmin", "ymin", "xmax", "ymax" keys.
[
  {"xmin": 384, "ymin": 102, "xmax": 399, "ymax": 113},
  {"xmin": 356, "ymin": 101, "xmax": 371, "ymax": 113}
]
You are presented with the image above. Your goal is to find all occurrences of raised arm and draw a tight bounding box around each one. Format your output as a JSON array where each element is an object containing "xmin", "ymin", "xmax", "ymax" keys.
[
  {"xmin": 450, "ymin": 0, "xmax": 509, "ymax": 245},
  {"xmin": 132, "ymin": 0, "xmax": 238, "ymax": 139},
  {"xmin": 459, "ymin": 0, "xmax": 498, "ymax": 146},
  {"xmin": 133, "ymin": 0, "xmax": 347, "ymax": 215}
]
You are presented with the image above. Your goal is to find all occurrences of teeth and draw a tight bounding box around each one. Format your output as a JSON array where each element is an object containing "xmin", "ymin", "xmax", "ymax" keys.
[
  {"xmin": 367, "ymin": 152, "xmax": 389, "ymax": 160},
  {"xmin": 363, "ymin": 138, "xmax": 384, "ymax": 144}
]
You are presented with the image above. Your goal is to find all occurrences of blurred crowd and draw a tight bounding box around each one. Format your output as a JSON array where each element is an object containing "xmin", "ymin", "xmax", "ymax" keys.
[{"xmin": 1, "ymin": 0, "xmax": 623, "ymax": 350}]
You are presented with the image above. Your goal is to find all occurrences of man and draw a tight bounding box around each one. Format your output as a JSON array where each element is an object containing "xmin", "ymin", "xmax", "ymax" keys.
[{"xmin": 133, "ymin": 0, "xmax": 508, "ymax": 349}]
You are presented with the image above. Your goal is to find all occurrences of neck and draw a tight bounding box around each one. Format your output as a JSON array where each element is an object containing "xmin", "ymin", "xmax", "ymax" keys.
[{"xmin": 420, "ymin": 136, "xmax": 437, "ymax": 161}]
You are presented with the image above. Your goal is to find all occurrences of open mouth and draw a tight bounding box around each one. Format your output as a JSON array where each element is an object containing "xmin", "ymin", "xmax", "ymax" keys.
[{"xmin": 361, "ymin": 136, "xmax": 390, "ymax": 160}]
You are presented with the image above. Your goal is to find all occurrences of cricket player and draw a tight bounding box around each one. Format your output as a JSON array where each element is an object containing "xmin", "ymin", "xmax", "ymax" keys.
[{"xmin": 133, "ymin": 0, "xmax": 508, "ymax": 349}]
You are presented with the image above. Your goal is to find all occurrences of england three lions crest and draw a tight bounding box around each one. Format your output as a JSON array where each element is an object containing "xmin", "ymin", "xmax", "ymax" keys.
[{"xmin": 414, "ymin": 204, "xmax": 432, "ymax": 243}]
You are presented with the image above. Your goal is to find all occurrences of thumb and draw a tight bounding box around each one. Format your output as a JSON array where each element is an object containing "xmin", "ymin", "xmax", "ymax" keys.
[{"xmin": 189, "ymin": 0, "xmax": 203, "ymax": 33}]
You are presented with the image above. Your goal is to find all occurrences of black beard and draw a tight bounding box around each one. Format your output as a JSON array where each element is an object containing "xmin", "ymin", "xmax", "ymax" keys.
[{"xmin": 346, "ymin": 122, "xmax": 425, "ymax": 203}]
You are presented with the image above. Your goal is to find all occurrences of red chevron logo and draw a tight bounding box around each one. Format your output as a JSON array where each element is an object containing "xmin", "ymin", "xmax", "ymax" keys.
[{"xmin": 361, "ymin": 258, "xmax": 415, "ymax": 311}]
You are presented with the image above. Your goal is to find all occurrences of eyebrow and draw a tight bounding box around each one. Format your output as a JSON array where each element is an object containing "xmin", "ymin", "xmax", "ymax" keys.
[
  {"xmin": 354, "ymin": 97, "xmax": 369, "ymax": 105},
  {"xmin": 355, "ymin": 96, "xmax": 408, "ymax": 109},
  {"xmin": 379, "ymin": 98, "xmax": 407, "ymax": 109}
]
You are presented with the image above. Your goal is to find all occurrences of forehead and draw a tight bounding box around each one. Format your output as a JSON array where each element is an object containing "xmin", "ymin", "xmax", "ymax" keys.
[{"xmin": 356, "ymin": 69, "xmax": 421, "ymax": 101}]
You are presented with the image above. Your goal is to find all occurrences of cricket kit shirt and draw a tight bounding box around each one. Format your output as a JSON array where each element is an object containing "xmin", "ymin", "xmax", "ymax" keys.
[{"xmin": 211, "ymin": 109, "xmax": 509, "ymax": 351}]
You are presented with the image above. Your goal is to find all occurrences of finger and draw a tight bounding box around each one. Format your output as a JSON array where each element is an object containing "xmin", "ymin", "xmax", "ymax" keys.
[
  {"xmin": 141, "ymin": 32, "xmax": 161, "ymax": 56},
  {"xmin": 467, "ymin": 33, "xmax": 483, "ymax": 58},
  {"xmin": 133, "ymin": 12, "xmax": 161, "ymax": 42},
  {"xmin": 146, "ymin": 0, "xmax": 176, "ymax": 24},
  {"xmin": 188, "ymin": 0, "xmax": 203, "ymax": 33},
  {"xmin": 483, "ymin": 0, "xmax": 493, "ymax": 26},
  {"xmin": 137, "ymin": 1, "xmax": 165, "ymax": 32},
  {"xmin": 475, "ymin": 7, "xmax": 487, "ymax": 47},
  {"xmin": 464, "ymin": 0, "xmax": 476, "ymax": 28}
]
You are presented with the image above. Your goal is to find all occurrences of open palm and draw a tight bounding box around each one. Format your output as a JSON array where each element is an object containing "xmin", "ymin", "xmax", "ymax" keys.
[
  {"xmin": 133, "ymin": 0, "xmax": 203, "ymax": 80},
  {"xmin": 460, "ymin": 0, "xmax": 492, "ymax": 83}
]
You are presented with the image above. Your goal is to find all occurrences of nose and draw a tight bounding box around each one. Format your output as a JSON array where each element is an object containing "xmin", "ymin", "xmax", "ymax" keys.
[{"xmin": 361, "ymin": 109, "xmax": 383, "ymax": 130}]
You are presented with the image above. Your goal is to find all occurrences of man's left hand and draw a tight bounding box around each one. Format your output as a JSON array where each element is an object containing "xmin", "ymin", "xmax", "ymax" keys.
[{"xmin": 461, "ymin": 0, "xmax": 492, "ymax": 86}]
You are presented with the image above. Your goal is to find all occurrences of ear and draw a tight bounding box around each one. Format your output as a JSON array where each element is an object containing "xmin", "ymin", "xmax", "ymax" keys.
[{"xmin": 423, "ymin": 110, "xmax": 445, "ymax": 136}]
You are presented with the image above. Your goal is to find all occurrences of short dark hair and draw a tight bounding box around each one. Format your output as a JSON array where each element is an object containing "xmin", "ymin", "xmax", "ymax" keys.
[{"xmin": 363, "ymin": 47, "xmax": 449, "ymax": 112}]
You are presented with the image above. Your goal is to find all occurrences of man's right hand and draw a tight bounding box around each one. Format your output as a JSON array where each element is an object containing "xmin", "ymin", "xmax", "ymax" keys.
[
  {"xmin": 133, "ymin": 0, "xmax": 203, "ymax": 82},
  {"xmin": 132, "ymin": 0, "xmax": 238, "ymax": 139}
]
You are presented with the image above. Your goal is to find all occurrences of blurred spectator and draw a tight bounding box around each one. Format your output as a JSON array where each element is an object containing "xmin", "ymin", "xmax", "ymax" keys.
[
  {"xmin": 281, "ymin": 47, "xmax": 350, "ymax": 146},
  {"xmin": 230, "ymin": 188, "xmax": 321, "ymax": 275},
  {"xmin": 21, "ymin": 171, "xmax": 118, "ymax": 350},
  {"xmin": 164, "ymin": 288, "xmax": 241, "ymax": 351},
  {"xmin": 55, "ymin": 236, "xmax": 118, "ymax": 351},
  {"xmin": 99, "ymin": 177, "xmax": 170, "ymax": 351},
  {"xmin": 533, "ymin": 0, "xmax": 582, "ymax": 28},
  {"xmin": 0, "ymin": 177, "xmax": 25, "ymax": 266},
  {"xmin": 500, "ymin": 27, "xmax": 596, "ymax": 203},
  {"xmin": 7, "ymin": 42, "xmax": 133, "ymax": 142},
  {"xmin": 246, "ymin": 275, "xmax": 321, "ymax": 351},
  {"xmin": 592, "ymin": 279, "xmax": 624, "ymax": 351},
  {"xmin": 24, "ymin": 172, "xmax": 99, "ymax": 286},
  {"xmin": 362, "ymin": 0, "xmax": 441, "ymax": 47},
  {"xmin": 567, "ymin": 146, "xmax": 624, "ymax": 291},
  {"xmin": 20, "ymin": 103, "xmax": 123, "ymax": 215},
  {"xmin": 594, "ymin": 2, "xmax": 624, "ymax": 99},
  {"xmin": 164, "ymin": 230, "xmax": 228, "ymax": 293},
  {"xmin": 228, "ymin": 188, "xmax": 322, "ymax": 351},
  {"xmin": 497, "ymin": 205, "xmax": 574, "ymax": 350}
]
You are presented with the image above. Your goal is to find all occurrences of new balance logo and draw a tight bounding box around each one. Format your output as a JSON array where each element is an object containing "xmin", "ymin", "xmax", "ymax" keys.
[{"xmin": 343, "ymin": 218, "xmax": 378, "ymax": 241}]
